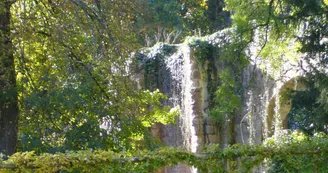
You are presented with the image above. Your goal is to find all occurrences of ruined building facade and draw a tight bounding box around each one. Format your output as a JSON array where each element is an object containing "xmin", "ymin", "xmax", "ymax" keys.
[{"xmin": 133, "ymin": 30, "xmax": 308, "ymax": 173}]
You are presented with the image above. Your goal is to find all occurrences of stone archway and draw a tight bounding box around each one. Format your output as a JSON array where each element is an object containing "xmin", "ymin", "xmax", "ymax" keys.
[{"xmin": 266, "ymin": 77, "xmax": 307, "ymax": 137}]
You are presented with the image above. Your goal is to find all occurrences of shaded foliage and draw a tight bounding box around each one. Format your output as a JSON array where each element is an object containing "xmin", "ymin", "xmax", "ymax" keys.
[
  {"xmin": 134, "ymin": 0, "xmax": 230, "ymax": 46},
  {"xmin": 287, "ymin": 76, "xmax": 328, "ymax": 134},
  {"xmin": 8, "ymin": 0, "xmax": 179, "ymax": 153},
  {"xmin": 0, "ymin": 132, "xmax": 328, "ymax": 172},
  {"xmin": 224, "ymin": 0, "xmax": 328, "ymax": 132}
]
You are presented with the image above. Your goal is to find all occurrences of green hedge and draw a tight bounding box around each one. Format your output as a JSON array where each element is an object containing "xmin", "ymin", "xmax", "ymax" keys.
[{"xmin": 1, "ymin": 132, "xmax": 328, "ymax": 173}]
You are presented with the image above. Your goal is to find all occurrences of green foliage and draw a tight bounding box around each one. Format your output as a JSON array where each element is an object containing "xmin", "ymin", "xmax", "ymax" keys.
[
  {"xmin": 188, "ymin": 37, "xmax": 215, "ymax": 65},
  {"xmin": 2, "ymin": 0, "xmax": 328, "ymax": 171},
  {"xmin": 223, "ymin": 0, "xmax": 328, "ymax": 134},
  {"xmin": 1, "ymin": 133, "xmax": 328, "ymax": 172},
  {"xmin": 130, "ymin": 89, "xmax": 180, "ymax": 128},
  {"xmin": 9, "ymin": 0, "xmax": 178, "ymax": 153},
  {"xmin": 134, "ymin": 0, "xmax": 184, "ymax": 45},
  {"xmin": 203, "ymin": 30, "xmax": 249, "ymax": 122},
  {"xmin": 265, "ymin": 131, "xmax": 328, "ymax": 173},
  {"xmin": 224, "ymin": 0, "xmax": 327, "ymax": 75},
  {"xmin": 286, "ymin": 77, "xmax": 328, "ymax": 135},
  {"xmin": 210, "ymin": 69, "xmax": 241, "ymax": 122},
  {"xmin": 224, "ymin": 0, "xmax": 320, "ymax": 73},
  {"xmin": 185, "ymin": 31, "xmax": 247, "ymax": 123},
  {"xmin": 135, "ymin": 0, "xmax": 230, "ymax": 46},
  {"xmin": 136, "ymin": 43, "xmax": 178, "ymax": 90},
  {"xmin": 182, "ymin": 0, "xmax": 231, "ymax": 34}
]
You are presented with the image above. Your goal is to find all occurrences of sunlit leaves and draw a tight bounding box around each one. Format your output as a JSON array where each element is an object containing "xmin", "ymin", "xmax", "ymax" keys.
[
  {"xmin": 10, "ymin": 0, "xmax": 178, "ymax": 152},
  {"xmin": 1, "ymin": 133, "xmax": 328, "ymax": 172}
]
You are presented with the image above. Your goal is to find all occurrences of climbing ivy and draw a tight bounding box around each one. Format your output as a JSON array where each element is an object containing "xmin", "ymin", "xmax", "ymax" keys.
[
  {"xmin": 194, "ymin": 30, "xmax": 249, "ymax": 123},
  {"xmin": 210, "ymin": 68, "xmax": 242, "ymax": 122},
  {"xmin": 135, "ymin": 43, "xmax": 177, "ymax": 90},
  {"xmin": 188, "ymin": 38, "xmax": 215, "ymax": 66},
  {"xmin": 1, "ymin": 132, "xmax": 327, "ymax": 172}
]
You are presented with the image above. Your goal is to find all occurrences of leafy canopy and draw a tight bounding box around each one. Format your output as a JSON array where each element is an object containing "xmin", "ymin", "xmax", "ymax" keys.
[{"xmin": 11, "ymin": 0, "xmax": 179, "ymax": 153}]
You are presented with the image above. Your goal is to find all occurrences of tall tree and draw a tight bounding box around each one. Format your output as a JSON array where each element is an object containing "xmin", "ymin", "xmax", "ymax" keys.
[
  {"xmin": 0, "ymin": 0, "xmax": 19, "ymax": 156},
  {"xmin": 206, "ymin": 0, "xmax": 230, "ymax": 31},
  {"xmin": 224, "ymin": 0, "xmax": 328, "ymax": 132},
  {"xmin": 9, "ymin": 0, "xmax": 178, "ymax": 153}
]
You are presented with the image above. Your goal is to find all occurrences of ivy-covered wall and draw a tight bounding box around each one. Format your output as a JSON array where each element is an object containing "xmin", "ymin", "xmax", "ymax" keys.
[{"xmin": 134, "ymin": 28, "xmax": 309, "ymax": 172}]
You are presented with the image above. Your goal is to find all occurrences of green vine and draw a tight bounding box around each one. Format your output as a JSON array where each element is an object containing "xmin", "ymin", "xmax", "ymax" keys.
[
  {"xmin": 188, "ymin": 38, "xmax": 214, "ymax": 66},
  {"xmin": 206, "ymin": 34, "xmax": 248, "ymax": 124},
  {"xmin": 136, "ymin": 43, "xmax": 177, "ymax": 90},
  {"xmin": 1, "ymin": 132, "xmax": 328, "ymax": 173}
]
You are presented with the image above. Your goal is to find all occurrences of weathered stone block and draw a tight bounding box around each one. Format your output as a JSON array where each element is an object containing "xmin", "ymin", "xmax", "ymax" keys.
[
  {"xmin": 191, "ymin": 103, "xmax": 202, "ymax": 111},
  {"xmin": 191, "ymin": 87, "xmax": 202, "ymax": 93},
  {"xmin": 194, "ymin": 125, "xmax": 203, "ymax": 135},
  {"xmin": 191, "ymin": 62, "xmax": 199, "ymax": 69},
  {"xmin": 191, "ymin": 92, "xmax": 202, "ymax": 100},
  {"xmin": 193, "ymin": 118, "xmax": 204, "ymax": 136},
  {"xmin": 205, "ymin": 116, "xmax": 217, "ymax": 126},
  {"xmin": 192, "ymin": 118, "xmax": 202, "ymax": 125},
  {"xmin": 192, "ymin": 70, "xmax": 201, "ymax": 79},
  {"xmin": 206, "ymin": 125, "xmax": 215, "ymax": 134},
  {"xmin": 193, "ymin": 111, "xmax": 203, "ymax": 118},
  {"xmin": 208, "ymin": 135, "xmax": 220, "ymax": 144},
  {"xmin": 192, "ymin": 80, "xmax": 201, "ymax": 87}
]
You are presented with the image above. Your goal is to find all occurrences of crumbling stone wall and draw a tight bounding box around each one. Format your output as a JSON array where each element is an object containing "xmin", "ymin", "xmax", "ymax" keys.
[{"xmin": 134, "ymin": 30, "xmax": 307, "ymax": 173}]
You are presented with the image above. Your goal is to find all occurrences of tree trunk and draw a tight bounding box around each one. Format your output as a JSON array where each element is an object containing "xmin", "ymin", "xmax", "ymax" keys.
[
  {"xmin": 0, "ymin": 1, "xmax": 18, "ymax": 156},
  {"xmin": 207, "ymin": 0, "xmax": 218, "ymax": 32},
  {"xmin": 207, "ymin": 0, "xmax": 231, "ymax": 31}
]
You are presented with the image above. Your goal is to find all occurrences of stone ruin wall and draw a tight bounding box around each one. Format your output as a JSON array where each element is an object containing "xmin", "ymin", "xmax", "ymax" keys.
[{"xmin": 134, "ymin": 30, "xmax": 307, "ymax": 173}]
